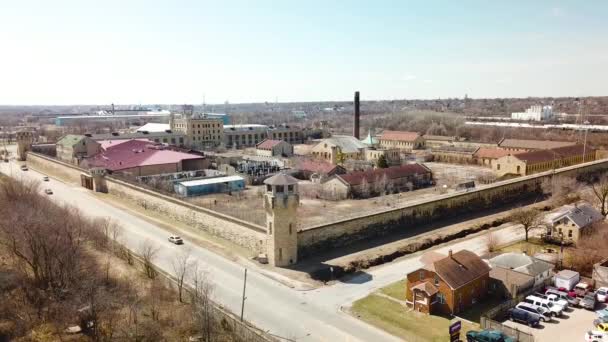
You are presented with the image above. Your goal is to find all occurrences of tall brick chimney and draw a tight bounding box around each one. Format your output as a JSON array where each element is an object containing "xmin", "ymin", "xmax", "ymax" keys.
[{"xmin": 353, "ymin": 91, "xmax": 360, "ymax": 139}]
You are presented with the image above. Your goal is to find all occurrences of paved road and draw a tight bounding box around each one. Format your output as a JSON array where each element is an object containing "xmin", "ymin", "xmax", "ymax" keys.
[
  {"xmin": 1, "ymin": 152, "xmax": 530, "ymax": 341},
  {"xmin": 0, "ymin": 159, "xmax": 399, "ymax": 342}
]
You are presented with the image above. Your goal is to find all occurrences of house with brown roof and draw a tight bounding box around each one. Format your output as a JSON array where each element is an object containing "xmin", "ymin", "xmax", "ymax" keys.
[
  {"xmin": 474, "ymin": 148, "xmax": 514, "ymax": 168},
  {"xmin": 323, "ymin": 163, "xmax": 432, "ymax": 199},
  {"xmin": 493, "ymin": 144, "xmax": 595, "ymax": 176},
  {"xmin": 378, "ymin": 131, "xmax": 425, "ymax": 151},
  {"xmin": 406, "ymin": 250, "xmax": 491, "ymax": 315},
  {"xmin": 295, "ymin": 159, "xmax": 346, "ymax": 181},
  {"xmin": 256, "ymin": 139, "xmax": 293, "ymax": 157},
  {"xmin": 497, "ymin": 138, "xmax": 576, "ymax": 152}
]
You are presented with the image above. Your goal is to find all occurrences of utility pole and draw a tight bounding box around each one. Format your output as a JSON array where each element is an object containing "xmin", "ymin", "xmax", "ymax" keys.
[
  {"xmin": 583, "ymin": 121, "xmax": 590, "ymax": 163},
  {"xmin": 240, "ymin": 268, "xmax": 248, "ymax": 322}
]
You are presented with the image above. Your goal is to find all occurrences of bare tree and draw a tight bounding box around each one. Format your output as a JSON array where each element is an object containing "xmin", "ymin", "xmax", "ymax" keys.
[
  {"xmin": 511, "ymin": 207, "xmax": 541, "ymax": 242},
  {"xmin": 541, "ymin": 175, "xmax": 580, "ymax": 206},
  {"xmin": 139, "ymin": 240, "xmax": 159, "ymax": 279},
  {"xmin": 172, "ymin": 249, "xmax": 192, "ymax": 303},
  {"xmin": 486, "ymin": 231, "xmax": 498, "ymax": 253},
  {"xmin": 359, "ymin": 178, "xmax": 370, "ymax": 199},
  {"xmin": 591, "ymin": 173, "xmax": 608, "ymax": 216}
]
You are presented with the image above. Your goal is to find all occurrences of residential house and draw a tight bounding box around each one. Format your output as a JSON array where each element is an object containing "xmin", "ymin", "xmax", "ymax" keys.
[
  {"xmin": 497, "ymin": 138, "xmax": 576, "ymax": 152},
  {"xmin": 488, "ymin": 252, "xmax": 554, "ymax": 298},
  {"xmin": 322, "ymin": 163, "xmax": 432, "ymax": 199},
  {"xmin": 256, "ymin": 139, "xmax": 293, "ymax": 157},
  {"xmin": 378, "ymin": 131, "xmax": 425, "ymax": 151},
  {"xmin": 310, "ymin": 135, "xmax": 367, "ymax": 164},
  {"xmin": 493, "ymin": 144, "xmax": 596, "ymax": 177},
  {"xmin": 543, "ymin": 202, "xmax": 604, "ymax": 244},
  {"xmin": 56, "ymin": 134, "xmax": 102, "ymax": 165},
  {"xmin": 405, "ymin": 250, "xmax": 491, "ymax": 315}
]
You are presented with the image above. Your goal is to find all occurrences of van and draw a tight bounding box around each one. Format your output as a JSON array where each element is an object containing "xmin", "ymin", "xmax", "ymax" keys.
[
  {"xmin": 525, "ymin": 295, "xmax": 563, "ymax": 317},
  {"xmin": 516, "ymin": 303, "xmax": 550, "ymax": 322},
  {"xmin": 508, "ymin": 307, "xmax": 541, "ymax": 327}
]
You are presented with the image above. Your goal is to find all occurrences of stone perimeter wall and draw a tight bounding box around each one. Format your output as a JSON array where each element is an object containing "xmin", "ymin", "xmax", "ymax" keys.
[
  {"xmin": 26, "ymin": 152, "xmax": 83, "ymax": 185},
  {"xmin": 297, "ymin": 158, "xmax": 608, "ymax": 257},
  {"xmin": 26, "ymin": 152, "xmax": 267, "ymax": 254}
]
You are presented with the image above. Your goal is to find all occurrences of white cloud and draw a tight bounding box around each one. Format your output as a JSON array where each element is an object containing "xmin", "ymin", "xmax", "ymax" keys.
[{"xmin": 403, "ymin": 74, "xmax": 417, "ymax": 81}]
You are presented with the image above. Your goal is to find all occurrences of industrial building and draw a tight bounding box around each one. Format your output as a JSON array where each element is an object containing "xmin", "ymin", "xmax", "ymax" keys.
[
  {"xmin": 55, "ymin": 110, "xmax": 171, "ymax": 126},
  {"xmin": 174, "ymin": 175, "xmax": 245, "ymax": 197},
  {"xmin": 511, "ymin": 105, "xmax": 554, "ymax": 121}
]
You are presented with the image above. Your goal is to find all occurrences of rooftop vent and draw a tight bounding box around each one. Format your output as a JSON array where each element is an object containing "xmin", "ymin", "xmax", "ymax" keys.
[
  {"xmin": 84, "ymin": 133, "xmax": 92, "ymax": 137},
  {"xmin": 111, "ymin": 132, "xmax": 119, "ymax": 136},
  {"xmin": 141, "ymin": 131, "xmax": 149, "ymax": 134}
]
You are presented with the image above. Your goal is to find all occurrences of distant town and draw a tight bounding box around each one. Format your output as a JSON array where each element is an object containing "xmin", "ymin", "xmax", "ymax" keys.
[{"xmin": 1, "ymin": 94, "xmax": 608, "ymax": 342}]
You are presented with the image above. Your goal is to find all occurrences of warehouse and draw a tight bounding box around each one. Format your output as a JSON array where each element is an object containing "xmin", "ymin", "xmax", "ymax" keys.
[{"xmin": 174, "ymin": 175, "xmax": 245, "ymax": 197}]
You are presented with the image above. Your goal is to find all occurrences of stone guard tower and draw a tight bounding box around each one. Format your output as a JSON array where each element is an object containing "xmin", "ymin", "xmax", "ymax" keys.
[
  {"xmin": 263, "ymin": 173, "xmax": 299, "ymax": 267},
  {"xmin": 16, "ymin": 130, "xmax": 34, "ymax": 161}
]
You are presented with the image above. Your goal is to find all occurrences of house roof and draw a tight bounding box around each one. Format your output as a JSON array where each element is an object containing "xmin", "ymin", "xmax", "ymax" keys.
[
  {"xmin": 264, "ymin": 173, "xmax": 299, "ymax": 186},
  {"xmin": 423, "ymin": 135, "xmax": 454, "ymax": 142},
  {"xmin": 546, "ymin": 202, "xmax": 604, "ymax": 229},
  {"xmin": 513, "ymin": 144, "xmax": 591, "ymax": 164},
  {"xmin": 556, "ymin": 269, "xmax": 579, "ymax": 280},
  {"xmin": 474, "ymin": 147, "xmax": 513, "ymax": 159},
  {"xmin": 360, "ymin": 131, "xmax": 378, "ymax": 146},
  {"xmin": 379, "ymin": 130, "xmax": 421, "ymax": 142},
  {"xmin": 257, "ymin": 139, "xmax": 284, "ymax": 150},
  {"xmin": 296, "ymin": 159, "xmax": 343, "ymax": 175},
  {"xmin": 57, "ymin": 134, "xmax": 86, "ymax": 147},
  {"xmin": 337, "ymin": 163, "xmax": 430, "ymax": 186},
  {"xmin": 498, "ymin": 138, "xmax": 576, "ymax": 150},
  {"xmin": 85, "ymin": 139, "xmax": 203, "ymax": 172},
  {"xmin": 489, "ymin": 252, "xmax": 554, "ymax": 277},
  {"xmin": 431, "ymin": 146, "xmax": 478, "ymax": 154},
  {"xmin": 136, "ymin": 123, "xmax": 171, "ymax": 133},
  {"xmin": 411, "ymin": 282, "xmax": 439, "ymax": 296},
  {"xmin": 178, "ymin": 175, "xmax": 244, "ymax": 187},
  {"xmin": 489, "ymin": 266, "xmax": 533, "ymax": 287},
  {"xmin": 318, "ymin": 135, "xmax": 367, "ymax": 154},
  {"xmin": 433, "ymin": 250, "xmax": 491, "ymax": 289},
  {"xmin": 420, "ymin": 251, "xmax": 447, "ymax": 272}
]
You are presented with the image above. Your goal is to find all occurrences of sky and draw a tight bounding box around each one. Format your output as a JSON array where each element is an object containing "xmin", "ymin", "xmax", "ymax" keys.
[{"xmin": 1, "ymin": 0, "xmax": 607, "ymax": 105}]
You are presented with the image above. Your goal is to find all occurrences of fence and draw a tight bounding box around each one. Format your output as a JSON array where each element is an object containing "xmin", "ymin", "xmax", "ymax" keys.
[{"xmin": 480, "ymin": 317, "xmax": 534, "ymax": 342}]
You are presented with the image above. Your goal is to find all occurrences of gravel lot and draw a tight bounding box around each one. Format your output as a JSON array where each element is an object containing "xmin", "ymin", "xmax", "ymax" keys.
[{"xmin": 502, "ymin": 302, "xmax": 606, "ymax": 341}]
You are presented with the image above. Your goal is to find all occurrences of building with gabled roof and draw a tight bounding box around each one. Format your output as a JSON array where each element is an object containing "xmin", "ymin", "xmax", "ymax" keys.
[
  {"xmin": 543, "ymin": 202, "xmax": 604, "ymax": 244},
  {"xmin": 493, "ymin": 144, "xmax": 596, "ymax": 176},
  {"xmin": 378, "ymin": 130, "xmax": 425, "ymax": 151},
  {"xmin": 256, "ymin": 139, "xmax": 293, "ymax": 157},
  {"xmin": 56, "ymin": 134, "xmax": 102, "ymax": 165},
  {"xmin": 498, "ymin": 138, "xmax": 576, "ymax": 152},
  {"xmin": 405, "ymin": 250, "xmax": 490, "ymax": 315},
  {"xmin": 310, "ymin": 135, "xmax": 368, "ymax": 164}
]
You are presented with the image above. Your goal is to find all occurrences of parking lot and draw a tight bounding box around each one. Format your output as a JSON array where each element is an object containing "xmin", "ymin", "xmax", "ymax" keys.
[{"xmin": 502, "ymin": 303, "xmax": 605, "ymax": 341}]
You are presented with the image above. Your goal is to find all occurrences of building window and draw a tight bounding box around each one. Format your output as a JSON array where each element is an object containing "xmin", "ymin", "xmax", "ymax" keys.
[
  {"xmin": 419, "ymin": 270, "xmax": 425, "ymax": 280},
  {"xmin": 568, "ymin": 230, "xmax": 573, "ymax": 238},
  {"xmin": 497, "ymin": 164, "xmax": 501, "ymax": 170},
  {"xmin": 276, "ymin": 185, "xmax": 284, "ymax": 193},
  {"xmin": 437, "ymin": 293, "xmax": 445, "ymax": 304},
  {"xmin": 288, "ymin": 185, "xmax": 294, "ymax": 192},
  {"xmin": 268, "ymin": 222, "xmax": 272, "ymax": 234},
  {"xmin": 289, "ymin": 223, "xmax": 292, "ymax": 235},
  {"xmin": 278, "ymin": 248, "xmax": 282, "ymax": 261},
  {"xmin": 434, "ymin": 275, "xmax": 439, "ymax": 286}
]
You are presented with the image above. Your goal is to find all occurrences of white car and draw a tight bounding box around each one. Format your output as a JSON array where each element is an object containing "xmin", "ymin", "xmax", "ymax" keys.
[
  {"xmin": 168, "ymin": 236, "xmax": 184, "ymax": 245},
  {"xmin": 43, "ymin": 176, "xmax": 49, "ymax": 181},
  {"xmin": 585, "ymin": 330, "xmax": 608, "ymax": 342},
  {"xmin": 44, "ymin": 189, "xmax": 53, "ymax": 195},
  {"xmin": 597, "ymin": 288, "xmax": 608, "ymax": 303}
]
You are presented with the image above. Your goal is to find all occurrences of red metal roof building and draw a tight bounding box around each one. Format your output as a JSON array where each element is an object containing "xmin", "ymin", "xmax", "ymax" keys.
[{"xmin": 83, "ymin": 139, "xmax": 209, "ymax": 176}]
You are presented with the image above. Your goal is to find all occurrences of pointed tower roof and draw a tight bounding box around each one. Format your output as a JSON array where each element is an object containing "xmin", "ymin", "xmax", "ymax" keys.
[
  {"xmin": 264, "ymin": 172, "xmax": 298, "ymax": 186},
  {"xmin": 360, "ymin": 130, "xmax": 378, "ymax": 146}
]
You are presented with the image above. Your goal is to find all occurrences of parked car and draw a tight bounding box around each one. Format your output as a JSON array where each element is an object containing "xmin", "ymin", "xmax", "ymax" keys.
[
  {"xmin": 596, "ymin": 308, "xmax": 608, "ymax": 318},
  {"xmin": 597, "ymin": 324, "xmax": 608, "ymax": 333},
  {"xmin": 508, "ymin": 307, "xmax": 541, "ymax": 327},
  {"xmin": 534, "ymin": 292, "xmax": 570, "ymax": 309},
  {"xmin": 594, "ymin": 316, "xmax": 608, "ymax": 327},
  {"xmin": 545, "ymin": 288, "xmax": 580, "ymax": 307},
  {"xmin": 168, "ymin": 236, "xmax": 184, "ymax": 245},
  {"xmin": 20, "ymin": 165, "xmax": 28, "ymax": 171},
  {"xmin": 466, "ymin": 329, "xmax": 515, "ymax": 342},
  {"xmin": 554, "ymin": 286, "xmax": 577, "ymax": 298},
  {"xmin": 582, "ymin": 293, "xmax": 599, "ymax": 310},
  {"xmin": 524, "ymin": 296, "xmax": 563, "ymax": 317},
  {"xmin": 597, "ymin": 287, "xmax": 608, "ymax": 303},
  {"xmin": 515, "ymin": 303, "xmax": 550, "ymax": 322},
  {"xmin": 576, "ymin": 282, "xmax": 592, "ymax": 297},
  {"xmin": 43, "ymin": 176, "xmax": 49, "ymax": 181},
  {"xmin": 44, "ymin": 189, "xmax": 53, "ymax": 195},
  {"xmin": 585, "ymin": 330, "xmax": 608, "ymax": 342}
]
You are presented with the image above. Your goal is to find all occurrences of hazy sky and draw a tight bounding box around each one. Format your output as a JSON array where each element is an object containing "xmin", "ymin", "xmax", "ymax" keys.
[{"xmin": 1, "ymin": 0, "xmax": 607, "ymax": 105}]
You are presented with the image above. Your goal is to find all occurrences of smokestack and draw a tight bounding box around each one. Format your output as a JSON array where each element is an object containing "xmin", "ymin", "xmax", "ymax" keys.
[
  {"xmin": 353, "ymin": 91, "xmax": 360, "ymax": 139},
  {"xmin": 448, "ymin": 249, "xmax": 453, "ymax": 258}
]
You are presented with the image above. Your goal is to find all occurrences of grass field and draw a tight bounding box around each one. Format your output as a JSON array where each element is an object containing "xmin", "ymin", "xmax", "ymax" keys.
[
  {"xmin": 352, "ymin": 292, "xmax": 479, "ymax": 342},
  {"xmin": 379, "ymin": 279, "xmax": 407, "ymax": 301}
]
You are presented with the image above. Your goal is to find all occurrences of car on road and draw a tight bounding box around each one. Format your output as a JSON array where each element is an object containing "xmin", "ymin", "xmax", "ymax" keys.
[
  {"xmin": 20, "ymin": 165, "xmax": 28, "ymax": 171},
  {"xmin": 43, "ymin": 176, "xmax": 49, "ymax": 181},
  {"xmin": 597, "ymin": 287, "xmax": 608, "ymax": 303},
  {"xmin": 44, "ymin": 189, "xmax": 53, "ymax": 195},
  {"xmin": 582, "ymin": 293, "xmax": 598, "ymax": 310},
  {"xmin": 168, "ymin": 236, "xmax": 184, "ymax": 245},
  {"xmin": 466, "ymin": 329, "xmax": 515, "ymax": 342},
  {"xmin": 585, "ymin": 330, "xmax": 608, "ymax": 342},
  {"xmin": 597, "ymin": 323, "xmax": 608, "ymax": 332},
  {"xmin": 507, "ymin": 307, "xmax": 541, "ymax": 327}
]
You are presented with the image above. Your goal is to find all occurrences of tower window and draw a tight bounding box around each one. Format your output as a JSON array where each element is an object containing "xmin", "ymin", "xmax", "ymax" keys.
[
  {"xmin": 279, "ymin": 248, "xmax": 282, "ymax": 261},
  {"xmin": 276, "ymin": 185, "xmax": 284, "ymax": 193},
  {"xmin": 288, "ymin": 185, "xmax": 294, "ymax": 192},
  {"xmin": 289, "ymin": 223, "xmax": 292, "ymax": 235},
  {"xmin": 268, "ymin": 222, "xmax": 272, "ymax": 234},
  {"xmin": 266, "ymin": 184, "xmax": 272, "ymax": 192}
]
